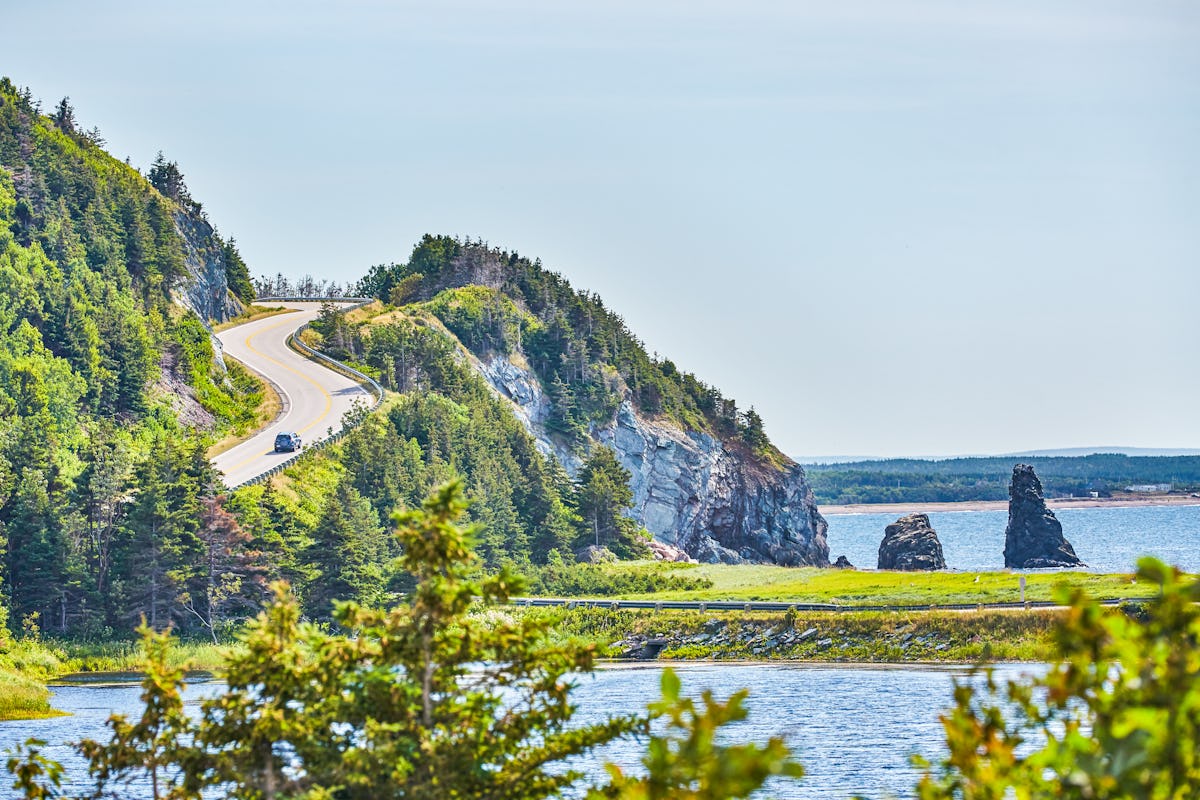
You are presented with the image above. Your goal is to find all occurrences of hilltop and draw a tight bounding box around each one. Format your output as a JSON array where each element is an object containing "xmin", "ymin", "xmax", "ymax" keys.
[{"xmin": 317, "ymin": 235, "xmax": 829, "ymax": 566}]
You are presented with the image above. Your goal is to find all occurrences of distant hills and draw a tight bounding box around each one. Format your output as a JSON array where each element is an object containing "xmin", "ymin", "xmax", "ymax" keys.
[
  {"xmin": 802, "ymin": 453, "xmax": 1200, "ymax": 505},
  {"xmin": 801, "ymin": 447, "xmax": 1200, "ymax": 463}
]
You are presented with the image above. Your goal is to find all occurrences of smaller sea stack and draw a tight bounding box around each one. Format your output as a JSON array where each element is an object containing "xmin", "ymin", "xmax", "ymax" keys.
[
  {"xmin": 877, "ymin": 513, "xmax": 946, "ymax": 570},
  {"xmin": 1003, "ymin": 464, "xmax": 1084, "ymax": 568}
]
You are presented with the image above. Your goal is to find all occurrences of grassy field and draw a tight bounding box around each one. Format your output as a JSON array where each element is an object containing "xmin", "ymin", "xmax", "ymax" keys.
[{"xmin": 607, "ymin": 563, "xmax": 1159, "ymax": 607}]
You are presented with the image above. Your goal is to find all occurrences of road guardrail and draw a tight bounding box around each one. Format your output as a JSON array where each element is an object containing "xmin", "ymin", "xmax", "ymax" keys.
[{"xmin": 234, "ymin": 297, "xmax": 385, "ymax": 488}]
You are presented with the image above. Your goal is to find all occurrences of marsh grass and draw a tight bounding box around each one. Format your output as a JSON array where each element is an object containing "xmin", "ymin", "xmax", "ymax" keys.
[
  {"xmin": 53, "ymin": 639, "xmax": 233, "ymax": 674},
  {"xmin": 0, "ymin": 668, "xmax": 64, "ymax": 720},
  {"xmin": 536, "ymin": 605, "xmax": 1061, "ymax": 663},
  {"xmin": 0, "ymin": 637, "xmax": 236, "ymax": 720}
]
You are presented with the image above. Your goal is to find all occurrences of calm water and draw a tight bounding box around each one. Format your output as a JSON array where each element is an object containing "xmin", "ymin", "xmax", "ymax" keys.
[
  {"xmin": 824, "ymin": 503, "xmax": 1200, "ymax": 573},
  {"xmin": 0, "ymin": 664, "xmax": 1039, "ymax": 799}
]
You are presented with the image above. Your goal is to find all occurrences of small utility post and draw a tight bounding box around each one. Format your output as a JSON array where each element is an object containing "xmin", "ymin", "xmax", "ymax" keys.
[{"xmin": 1019, "ymin": 575, "xmax": 1027, "ymax": 606}]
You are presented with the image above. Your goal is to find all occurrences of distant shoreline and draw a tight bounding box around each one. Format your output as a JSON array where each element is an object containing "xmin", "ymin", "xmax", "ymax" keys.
[{"xmin": 819, "ymin": 493, "xmax": 1200, "ymax": 516}]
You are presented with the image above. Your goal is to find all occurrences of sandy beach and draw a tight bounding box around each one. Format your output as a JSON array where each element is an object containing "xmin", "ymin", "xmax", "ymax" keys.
[{"xmin": 819, "ymin": 493, "xmax": 1200, "ymax": 516}]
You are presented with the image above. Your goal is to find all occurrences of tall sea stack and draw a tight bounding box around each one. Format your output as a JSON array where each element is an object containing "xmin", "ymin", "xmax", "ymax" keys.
[{"xmin": 1003, "ymin": 464, "xmax": 1083, "ymax": 568}]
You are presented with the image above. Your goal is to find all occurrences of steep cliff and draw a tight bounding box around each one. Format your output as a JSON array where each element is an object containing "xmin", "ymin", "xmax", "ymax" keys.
[
  {"xmin": 360, "ymin": 237, "xmax": 829, "ymax": 566},
  {"xmin": 173, "ymin": 209, "xmax": 244, "ymax": 325},
  {"xmin": 480, "ymin": 353, "xmax": 828, "ymax": 564}
]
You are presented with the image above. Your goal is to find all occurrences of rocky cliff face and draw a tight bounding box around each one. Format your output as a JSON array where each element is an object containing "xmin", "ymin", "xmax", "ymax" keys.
[
  {"xmin": 1004, "ymin": 464, "xmax": 1084, "ymax": 568},
  {"xmin": 479, "ymin": 354, "xmax": 829, "ymax": 566},
  {"xmin": 172, "ymin": 210, "xmax": 243, "ymax": 325},
  {"xmin": 878, "ymin": 513, "xmax": 946, "ymax": 571}
]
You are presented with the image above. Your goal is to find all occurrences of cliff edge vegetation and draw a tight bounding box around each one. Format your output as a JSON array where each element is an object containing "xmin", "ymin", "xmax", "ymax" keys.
[{"xmin": 330, "ymin": 235, "xmax": 828, "ymax": 566}]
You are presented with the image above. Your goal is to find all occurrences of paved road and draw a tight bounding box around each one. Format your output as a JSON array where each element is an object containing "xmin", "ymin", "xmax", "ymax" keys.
[{"xmin": 213, "ymin": 302, "xmax": 372, "ymax": 488}]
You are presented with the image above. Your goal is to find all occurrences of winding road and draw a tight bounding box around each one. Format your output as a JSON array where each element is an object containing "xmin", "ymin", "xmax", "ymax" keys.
[{"xmin": 213, "ymin": 302, "xmax": 373, "ymax": 488}]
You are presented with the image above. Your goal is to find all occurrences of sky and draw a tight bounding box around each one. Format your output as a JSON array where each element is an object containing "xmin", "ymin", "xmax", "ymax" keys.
[{"xmin": 4, "ymin": 1, "xmax": 1197, "ymax": 458}]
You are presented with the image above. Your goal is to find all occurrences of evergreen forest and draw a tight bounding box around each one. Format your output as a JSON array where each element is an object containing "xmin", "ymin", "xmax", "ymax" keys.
[
  {"xmin": 805, "ymin": 454, "xmax": 1200, "ymax": 505},
  {"xmin": 0, "ymin": 82, "xmax": 736, "ymax": 642}
]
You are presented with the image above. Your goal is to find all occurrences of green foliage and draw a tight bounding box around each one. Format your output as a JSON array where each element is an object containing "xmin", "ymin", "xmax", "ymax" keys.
[
  {"xmin": 423, "ymin": 285, "xmax": 539, "ymax": 356},
  {"xmin": 524, "ymin": 555, "xmax": 712, "ymax": 596},
  {"xmin": 0, "ymin": 78, "xmax": 263, "ymax": 638},
  {"xmin": 917, "ymin": 556, "xmax": 1200, "ymax": 799},
  {"xmin": 591, "ymin": 668, "xmax": 803, "ymax": 799},
  {"xmin": 221, "ymin": 238, "xmax": 255, "ymax": 304},
  {"xmin": 325, "ymin": 315, "xmax": 579, "ymax": 566},
  {"xmin": 301, "ymin": 476, "xmax": 387, "ymax": 620},
  {"xmin": 357, "ymin": 235, "xmax": 782, "ymax": 459},
  {"xmin": 575, "ymin": 446, "xmax": 650, "ymax": 558},
  {"xmin": 5, "ymin": 739, "xmax": 63, "ymax": 799},
  {"xmin": 7, "ymin": 480, "xmax": 804, "ymax": 800}
]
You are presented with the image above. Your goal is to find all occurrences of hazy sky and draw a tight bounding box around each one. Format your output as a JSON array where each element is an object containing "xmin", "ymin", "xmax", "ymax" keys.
[{"xmin": 5, "ymin": 1, "xmax": 1197, "ymax": 458}]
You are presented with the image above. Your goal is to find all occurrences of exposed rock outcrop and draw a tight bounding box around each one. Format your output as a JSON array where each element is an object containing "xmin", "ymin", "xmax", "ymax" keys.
[
  {"xmin": 172, "ymin": 210, "xmax": 243, "ymax": 325},
  {"xmin": 832, "ymin": 555, "xmax": 854, "ymax": 569},
  {"xmin": 647, "ymin": 540, "xmax": 697, "ymax": 563},
  {"xmin": 877, "ymin": 513, "xmax": 946, "ymax": 571},
  {"xmin": 575, "ymin": 545, "xmax": 617, "ymax": 564},
  {"xmin": 479, "ymin": 355, "xmax": 829, "ymax": 566},
  {"xmin": 1003, "ymin": 464, "xmax": 1083, "ymax": 568}
]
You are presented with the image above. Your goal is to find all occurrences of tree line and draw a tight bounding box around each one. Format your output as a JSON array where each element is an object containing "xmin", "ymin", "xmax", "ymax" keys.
[{"xmin": 805, "ymin": 454, "xmax": 1200, "ymax": 505}]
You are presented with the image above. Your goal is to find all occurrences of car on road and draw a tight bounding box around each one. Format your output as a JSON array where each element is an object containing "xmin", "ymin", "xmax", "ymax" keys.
[{"xmin": 274, "ymin": 432, "xmax": 303, "ymax": 453}]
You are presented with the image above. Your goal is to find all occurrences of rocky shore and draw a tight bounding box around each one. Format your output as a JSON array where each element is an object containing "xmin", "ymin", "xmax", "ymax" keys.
[{"xmin": 541, "ymin": 607, "xmax": 1063, "ymax": 663}]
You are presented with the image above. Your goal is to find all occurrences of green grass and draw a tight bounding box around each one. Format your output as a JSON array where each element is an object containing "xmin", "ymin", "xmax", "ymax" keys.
[
  {"xmin": 601, "ymin": 563, "xmax": 1160, "ymax": 607},
  {"xmin": 0, "ymin": 639, "xmax": 68, "ymax": 720},
  {"xmin": 0, "ymin": 668, "xmax": 64, "ymax": 720},
  {"xmin": 52, "ymin": 639, "xmax": 233, "ymax": 674},
  {"xmin": 0, "ymin": 637, "xmax": 238, "ymax": 720}
]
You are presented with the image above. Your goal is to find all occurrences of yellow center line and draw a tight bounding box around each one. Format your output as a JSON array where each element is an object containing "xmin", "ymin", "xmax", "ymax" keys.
[{"xmin": 220, "ymin": 312, "xmax": 337, "ymax": 477}]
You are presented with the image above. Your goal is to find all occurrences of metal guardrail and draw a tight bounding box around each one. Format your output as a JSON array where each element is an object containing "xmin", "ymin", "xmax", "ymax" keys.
[
  {"xmin": 234, "ymin": 297, "xmax": 385, "ymax": 488},
  {"xmin": 255, "ymin": 296, "xmax": 374, "ymax": 304},
  {"xmin": 509, "ymin": 596, "xmax": 1159, "ymax": 614}
]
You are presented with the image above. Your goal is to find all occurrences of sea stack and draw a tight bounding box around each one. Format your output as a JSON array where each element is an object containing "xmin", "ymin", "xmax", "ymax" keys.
[
  {"xmin": 1003, "ymin": 464, "xmax": 1083, "ymax": 568},
  {"xmin": 877, "ymin": 513, "xmax": 946, "ymax": 570}
]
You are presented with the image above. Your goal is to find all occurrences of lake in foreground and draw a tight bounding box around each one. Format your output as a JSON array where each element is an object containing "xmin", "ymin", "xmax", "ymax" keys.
[{"xmin": 0, "ymin": 662, "xmax": 1041, "ymax": 800}]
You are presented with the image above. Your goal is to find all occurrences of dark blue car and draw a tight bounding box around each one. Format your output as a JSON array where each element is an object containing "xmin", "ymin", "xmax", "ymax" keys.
[{"xmin": 274, "ymin": 432, "xmax": 302, "ymax": 453}]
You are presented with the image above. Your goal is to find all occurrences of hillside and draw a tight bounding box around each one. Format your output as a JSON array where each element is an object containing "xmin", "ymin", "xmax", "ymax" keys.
[
  {"xmin": 0, "ymin": 80, "xmax": 826, "ymax": 644},
  {"xmin": 337, "ymin": 235, "xmax": 829, "ymax": 566},
  {"xmin": 804, "ymin": 454, "xmax": 1200, "ymax": 505},
  {"xmin": 0, "ymin": 78, "xmax": 262, "ymax": 635}
]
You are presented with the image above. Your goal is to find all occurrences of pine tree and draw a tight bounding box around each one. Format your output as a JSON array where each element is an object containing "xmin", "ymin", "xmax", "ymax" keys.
[
  {"xmin": 301, "ymin": 478, "xmax": 387, "ymax": 621},
  {"xmin": 221, "ymin": 237, "xmax": 255, "ymax": 304},
  {"xmin": 574, "ymin": 446, "xmax": 647, "ymax": 558}
]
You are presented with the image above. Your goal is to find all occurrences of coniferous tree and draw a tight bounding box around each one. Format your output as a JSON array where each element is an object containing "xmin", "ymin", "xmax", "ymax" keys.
[
  {"xmin": 221, "ymin": 237, "xmax": 255, "ymax": 304},
  {"xmin": 302, "ymin": 478, "xmax": 387, "ymax": 621},
  {"xmin": 574, "ymin": 446, "xmax": 647, "ymax": 558},
  {"xmin": 50, "ymin": 97, "xmax": 75, "ymax": 134},
  {"xmin": 147, "ymin": 152, "xmax": 192, "ymax": 206},
  {"xmin": 179, "ymin": 496, "xmax": 267, "ymax": 643}
]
